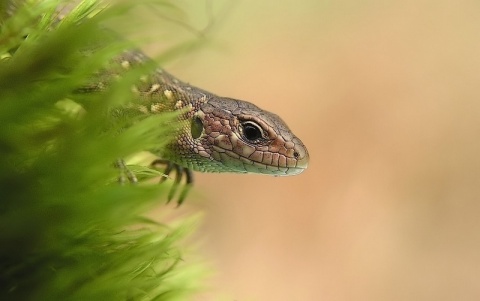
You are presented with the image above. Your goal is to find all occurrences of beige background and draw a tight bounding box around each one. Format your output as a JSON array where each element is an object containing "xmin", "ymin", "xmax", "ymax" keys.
[{"xmin": 137, "ymin": 0, "xmax": 480, "ymax": 300}]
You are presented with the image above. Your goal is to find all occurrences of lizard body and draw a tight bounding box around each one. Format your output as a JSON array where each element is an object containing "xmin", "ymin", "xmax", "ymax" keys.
[
  {"xmin": 5, "ymin": 0, "xmax": 309, "ymax": 203},
  {"xmin": 107, "ymin": 50, "xmax": 309, "ymax": 179}
]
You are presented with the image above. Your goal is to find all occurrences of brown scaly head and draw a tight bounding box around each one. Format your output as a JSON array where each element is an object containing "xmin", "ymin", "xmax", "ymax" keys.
[{"xmin": 164, "ymin": 95, "xmax": 309, "ymax": 176}]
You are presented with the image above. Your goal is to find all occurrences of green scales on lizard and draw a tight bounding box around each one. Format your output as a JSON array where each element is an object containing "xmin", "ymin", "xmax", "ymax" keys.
[{"xmin": 99, "ymin": 50, "xmax": 310, "ymax": 203}]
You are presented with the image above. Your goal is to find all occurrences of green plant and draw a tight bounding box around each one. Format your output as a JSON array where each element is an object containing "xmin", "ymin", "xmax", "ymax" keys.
[{"xmin": 0, "ymin": 1, "xmax": 204, "ymax": 300}]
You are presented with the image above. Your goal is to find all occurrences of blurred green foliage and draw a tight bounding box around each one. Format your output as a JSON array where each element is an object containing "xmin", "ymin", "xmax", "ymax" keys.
[{"xmin": 0, "ymin": 1, "xmax": 203, "ymax": 300}]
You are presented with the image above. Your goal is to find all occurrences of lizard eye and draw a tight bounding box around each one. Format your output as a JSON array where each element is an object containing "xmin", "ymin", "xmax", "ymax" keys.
[
  {"xmin": 191, "ymin": 116, "xmax": 203, "ymax": 139},
  {"xmin": 241, "ymin": 121, "xmax": 264, "ymax": 142}
]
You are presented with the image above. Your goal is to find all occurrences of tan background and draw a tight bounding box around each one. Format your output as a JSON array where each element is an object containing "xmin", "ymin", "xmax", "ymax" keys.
[{"xmin": 136, "ymin": 0, "xmax": 480, "ymax": 300}]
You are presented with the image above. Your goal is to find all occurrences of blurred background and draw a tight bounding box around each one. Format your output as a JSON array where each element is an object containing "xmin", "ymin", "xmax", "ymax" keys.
[{"xmin": 137, "ymin": 0, "xmax": 480, "ymax": 300}]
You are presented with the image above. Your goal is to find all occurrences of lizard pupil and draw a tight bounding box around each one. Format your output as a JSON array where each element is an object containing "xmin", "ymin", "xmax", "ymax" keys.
[
  {"xmin": 191, "ymin": 116, "xmax": 203, "ymax": 139},
  {"xmin": 242, "ymin": 122, "xmax": 263, "ymax": 141}
]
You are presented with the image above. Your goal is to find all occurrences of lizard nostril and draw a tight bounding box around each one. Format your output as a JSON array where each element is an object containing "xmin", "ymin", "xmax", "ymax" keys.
[{"xmin": 293, "ymin": 151, "xmax": 300, "ymax": 159}]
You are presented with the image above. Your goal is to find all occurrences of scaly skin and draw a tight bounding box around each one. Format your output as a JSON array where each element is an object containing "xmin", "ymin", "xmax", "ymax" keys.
[
  {"xmin": 114, "ymin": 50, "xmax": 309, "ymax": 176},
  {"xmin": 97, "ymin": 50, "xmax": 310, "ymax": 203}
]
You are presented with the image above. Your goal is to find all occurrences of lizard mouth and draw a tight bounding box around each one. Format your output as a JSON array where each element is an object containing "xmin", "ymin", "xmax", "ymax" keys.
[
  {"xmin": 240, "ymin": 158, "xmax": 308, "ymax": 176},
  {"xmin": 208, "ymin": 131, "xmax": 309, "ymax": 176},
  {"xmin": 214, "ymin": 144, "xmax": 309, "ymax": 176}
]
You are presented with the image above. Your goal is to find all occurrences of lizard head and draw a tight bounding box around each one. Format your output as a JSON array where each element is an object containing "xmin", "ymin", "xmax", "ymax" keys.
[{"xmin": 186, "ymin": 97, "xmax": 309, "ymax": 175}]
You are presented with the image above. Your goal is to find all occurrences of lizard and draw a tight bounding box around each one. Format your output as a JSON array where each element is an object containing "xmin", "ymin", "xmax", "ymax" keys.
[
  {"xmin": 4, "ymin": 0, "xmax": 310, "ymax": 204},
  {"xmin": 103, "ymin": 50, "xmax": 310, "ymax": 204}
]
